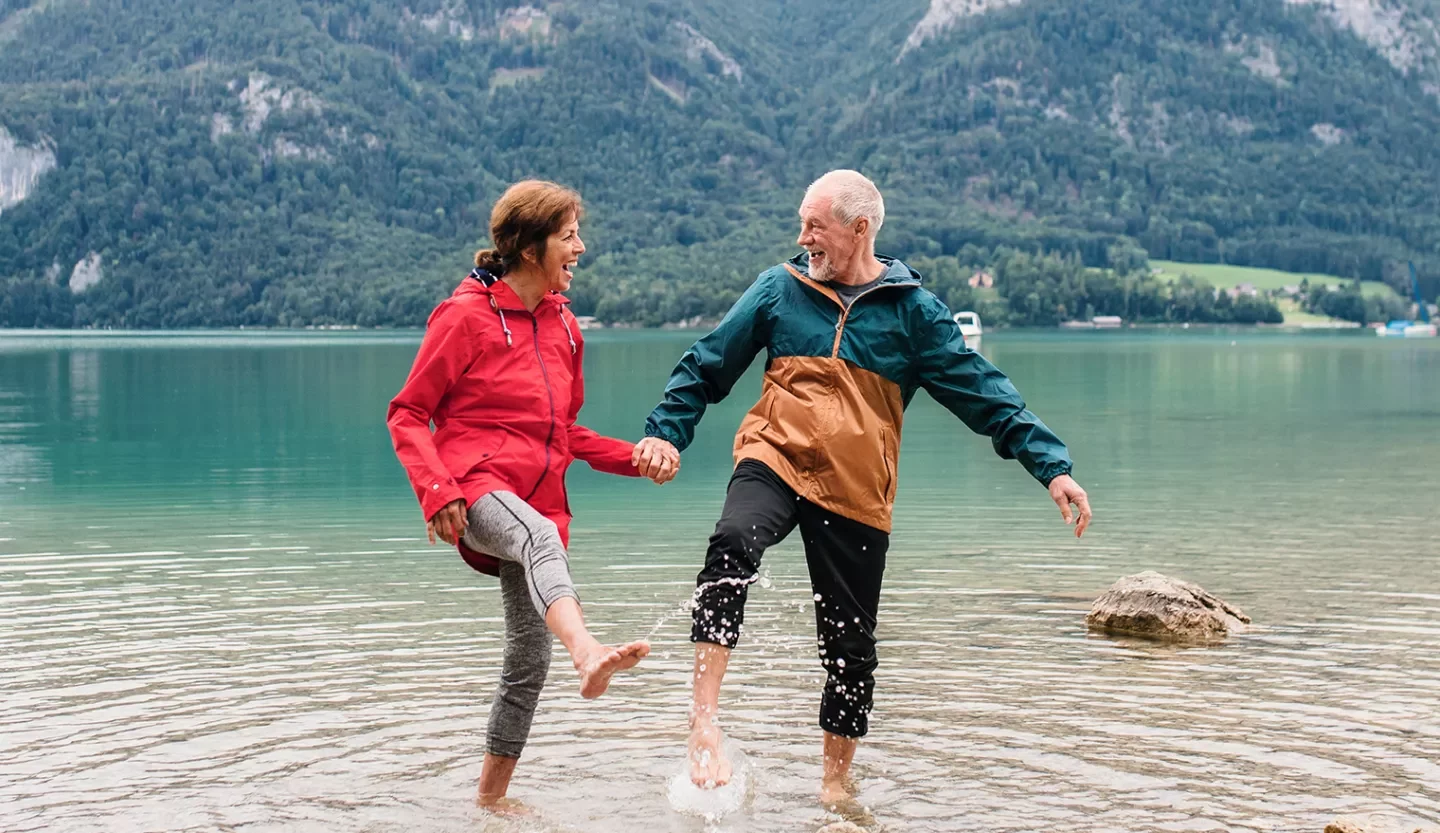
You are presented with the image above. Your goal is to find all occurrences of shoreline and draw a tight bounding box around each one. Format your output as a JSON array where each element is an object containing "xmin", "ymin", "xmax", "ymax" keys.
[{"xmin": 0, "ymin": 319, "xmax": 1379, "ymax": 335}]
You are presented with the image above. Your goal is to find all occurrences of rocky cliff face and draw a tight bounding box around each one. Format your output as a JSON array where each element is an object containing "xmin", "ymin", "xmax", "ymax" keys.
[
  {"xmin": 0, "ymin": 128, "xmax": 57, "ymax": 215},
  {"xmin": 901, "ymin": 0, "xmax": 1440, "ymax": 94},
  {"xmin": 902, "ymin": 0, "xmax": 1026, "ymax": 55},
  {"xmin": 1287, "ymin": 0, "xmax": 1439, "ymax": 75}
]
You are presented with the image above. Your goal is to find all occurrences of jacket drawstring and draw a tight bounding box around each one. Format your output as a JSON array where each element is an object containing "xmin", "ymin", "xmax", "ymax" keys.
[
  {"xmin": 559, "ymin": 304, "xmax": 578, "ymax": 355},
  {"xmin": 471, "ymin": 268, "xmax": 515, "ymax": 349},
  {"xmin": 471, "ymin": 269, "xmax": 569, "ymax": 352},
  {"xmin": 488, "ymin": 295, "xmax": 513, "ymax": 347}
]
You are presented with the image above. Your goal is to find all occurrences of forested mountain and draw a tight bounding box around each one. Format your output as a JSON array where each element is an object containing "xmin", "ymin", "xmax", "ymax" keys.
[{"xmin": 1, "ymin": 0, "xmax": 1437, "ymax": 327}]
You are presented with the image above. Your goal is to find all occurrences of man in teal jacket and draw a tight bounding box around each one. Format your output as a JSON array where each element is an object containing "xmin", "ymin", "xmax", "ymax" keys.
[{"xmin": 633, "ymin": 170, "xmax": 1093, "ymax": 804}]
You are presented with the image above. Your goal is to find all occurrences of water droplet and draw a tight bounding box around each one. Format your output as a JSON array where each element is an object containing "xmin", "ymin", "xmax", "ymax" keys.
[
  {"xmin": 813, "ymin": 593, "xmax": 823, "ymax": 602},
  {"xmin": 837, "ymin": 658, "xmax": 846, "ymax": 668}
]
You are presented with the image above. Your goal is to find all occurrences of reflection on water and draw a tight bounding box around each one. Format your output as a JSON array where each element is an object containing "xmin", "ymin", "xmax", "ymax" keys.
[{"xmin": 0, "ymin": 330, "xmax": 1438, "ymax": 833}]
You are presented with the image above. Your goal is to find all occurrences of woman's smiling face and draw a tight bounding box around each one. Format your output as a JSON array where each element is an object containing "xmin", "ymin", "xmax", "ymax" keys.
[{"xmin": 538, "ymin": 214, "xmax": 585, "ymax": 293}]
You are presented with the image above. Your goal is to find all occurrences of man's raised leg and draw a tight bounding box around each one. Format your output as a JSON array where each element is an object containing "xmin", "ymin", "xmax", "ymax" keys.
[
  {"xmin": 688, "ymin": 641, "xmax": 733, "ymax": 787},
  {"xmin": 687, "ymin": 460, "xmax": 799, "ymax": 787}
]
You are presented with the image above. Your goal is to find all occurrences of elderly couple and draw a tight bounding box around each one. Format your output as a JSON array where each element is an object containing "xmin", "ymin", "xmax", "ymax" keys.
[{"xmin": 386, "ymin": 170, "xmax": 1093, "ymax": 811}]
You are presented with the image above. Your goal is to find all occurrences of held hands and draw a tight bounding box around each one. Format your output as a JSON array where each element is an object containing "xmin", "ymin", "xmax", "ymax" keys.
[
  {"xmin": 1048, "ymin": 474, "xmax": 1092, "ymax": 538},
  {"xmin": 632, "ymin": 436, "xmax": 680, "ymax": 485},
  {"xmin": 427, "ymin": 498, "xmax": 468, "ymax": 546}
]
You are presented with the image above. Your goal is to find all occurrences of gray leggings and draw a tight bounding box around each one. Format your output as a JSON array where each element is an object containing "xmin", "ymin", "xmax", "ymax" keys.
[{"xmin": 461, "ymin": 491, "xmax": 578, "ymax": 758}]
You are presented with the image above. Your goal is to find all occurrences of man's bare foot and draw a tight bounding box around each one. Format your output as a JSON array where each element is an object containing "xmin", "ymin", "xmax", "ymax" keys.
[
  {"xmin": 819, "ymin": 776, "xmax": 853, "ymax": 805},
  {"xmin": 476, "ymin": 795, "xmax": 533, "ymax": 816},
  {"xmin": 575, "ymin": 640, "xmax": 649, "ymax": 699},
  {"xmin": 819, "ymin": 779, "xmax": 873, "ymax": 827},
  {"xmin": 687, "ymin": 722, "xmax": 732, "ymax": 788}
]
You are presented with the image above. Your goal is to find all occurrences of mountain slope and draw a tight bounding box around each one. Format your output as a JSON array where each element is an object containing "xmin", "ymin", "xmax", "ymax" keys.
[{"xmin": 0, "ymin": 0, "xmax": 1436, "ymax": 327}]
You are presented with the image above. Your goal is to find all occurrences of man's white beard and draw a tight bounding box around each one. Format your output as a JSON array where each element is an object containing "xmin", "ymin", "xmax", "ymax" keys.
[{"xmin": 811, "ymin": 256, "xmax": 834, "ymax": 283}]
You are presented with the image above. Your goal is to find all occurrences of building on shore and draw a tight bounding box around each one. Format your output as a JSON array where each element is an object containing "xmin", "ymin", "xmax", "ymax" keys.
[{"xmin": 1062, "ymin": 316, "xmax": 1125, "ymax": 329}]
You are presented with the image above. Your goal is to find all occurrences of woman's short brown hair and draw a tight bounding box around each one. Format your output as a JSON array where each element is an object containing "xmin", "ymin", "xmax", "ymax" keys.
[{"xmin": 474, "ymin": 180, "xmax": 584, "ymax": 272}]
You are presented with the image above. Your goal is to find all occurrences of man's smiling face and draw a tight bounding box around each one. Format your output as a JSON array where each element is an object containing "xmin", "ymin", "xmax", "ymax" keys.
[{"xmin": 797, "ymin": 194, "xmax": 861, "ymax": 283}]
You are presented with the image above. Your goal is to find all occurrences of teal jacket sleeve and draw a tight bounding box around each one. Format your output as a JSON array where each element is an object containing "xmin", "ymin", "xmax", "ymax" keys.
[
  {"xmin": 912, "ymin": 293, "xmax": 1074, "ymax": 486},
  {"xmin": 643, "ymin": 274, "xmax": 771, "ymax": 452}
]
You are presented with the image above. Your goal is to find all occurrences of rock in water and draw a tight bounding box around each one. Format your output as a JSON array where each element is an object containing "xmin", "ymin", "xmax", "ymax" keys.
[{"xmin": 1087, "ymin": 571, "xmax": 1250, "ymax": 644}]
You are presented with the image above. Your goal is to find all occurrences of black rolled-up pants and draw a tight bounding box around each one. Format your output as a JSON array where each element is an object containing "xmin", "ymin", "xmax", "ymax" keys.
[{"xmin": 691, "ymin": 459, "xmax": 889, "ymax": 739}]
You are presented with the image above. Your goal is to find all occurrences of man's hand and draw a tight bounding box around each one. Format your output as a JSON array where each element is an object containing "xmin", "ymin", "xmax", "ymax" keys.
[
  {"xmin": 632, "ymin": 436, "xmax": 680, "ymax": 484},
  {"xmin": 1048, "ymin": 474, "xmax": 1092, "ymax": 538},
  {"xmin": 427, "ymin": 498, "xmax": 468, "ymax": 545}
]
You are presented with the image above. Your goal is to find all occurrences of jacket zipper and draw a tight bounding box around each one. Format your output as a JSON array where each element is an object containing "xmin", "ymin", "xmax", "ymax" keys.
[
  {"xmin": 827, "ymin": 283, "xmax": 907, "ymax": 358},
  {"xmin": 784, "ymin": 263, "xmax": 911, "ymax": 358},
  {"xmin": 523, "ymin": 312, "xmax": 557, "ymax": 502}
]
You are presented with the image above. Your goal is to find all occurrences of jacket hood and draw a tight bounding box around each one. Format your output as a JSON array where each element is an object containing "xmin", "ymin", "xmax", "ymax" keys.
[
  {"xmin": 454, "ymin": 269, "xmax": 571, "ymax": 309},
  {"xmin": 786, "ymin": 252, "xmax": 922, "ymax": 286}
]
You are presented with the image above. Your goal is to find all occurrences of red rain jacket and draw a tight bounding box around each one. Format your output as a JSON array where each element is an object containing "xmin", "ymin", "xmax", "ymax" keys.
[{"xmin": 387, "ymin": 270, "xmax": 638, "ymax": 574}]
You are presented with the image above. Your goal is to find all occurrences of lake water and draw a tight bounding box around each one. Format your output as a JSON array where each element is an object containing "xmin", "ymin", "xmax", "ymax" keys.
[{"xmin": 1, "ymin": 329, "xmax": 1437, "ymax": 833}]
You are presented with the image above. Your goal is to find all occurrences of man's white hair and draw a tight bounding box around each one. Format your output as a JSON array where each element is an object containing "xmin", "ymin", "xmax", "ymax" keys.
[{"xmin": 804, "ymin": 169, "xmax": 885, "ymax": 239}]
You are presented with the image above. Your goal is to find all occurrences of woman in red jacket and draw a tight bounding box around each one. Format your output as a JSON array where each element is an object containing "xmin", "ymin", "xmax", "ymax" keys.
[{"xmin": 387, "ymin": 180, "xmax": 676, "ymax": 810}]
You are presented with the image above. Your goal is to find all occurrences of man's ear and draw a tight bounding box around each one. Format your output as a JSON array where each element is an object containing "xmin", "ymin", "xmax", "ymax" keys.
[{"xmin": 854, "ymin": 217, "xmax": 869, "ymax": 238}]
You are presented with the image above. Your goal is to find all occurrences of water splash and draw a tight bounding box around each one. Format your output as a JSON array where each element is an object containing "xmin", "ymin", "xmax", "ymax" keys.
[
  {"xmin": 665, "ymin": 738, "xmax": 751, "ymax": 825},
  {"xmin": 645, "ymin": 570, "xmax": 771, "ymax": 642}
]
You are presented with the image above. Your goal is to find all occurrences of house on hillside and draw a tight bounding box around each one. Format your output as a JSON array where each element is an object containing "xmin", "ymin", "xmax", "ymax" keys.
[{"xmin": 968, "ymin": 270, "xmax": 994, "ymax": 289}]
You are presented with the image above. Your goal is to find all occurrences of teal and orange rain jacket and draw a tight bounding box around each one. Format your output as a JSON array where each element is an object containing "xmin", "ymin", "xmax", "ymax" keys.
[{"xmin": 644, "ymin": 252, "xmax": 1074, "ymax": 532}]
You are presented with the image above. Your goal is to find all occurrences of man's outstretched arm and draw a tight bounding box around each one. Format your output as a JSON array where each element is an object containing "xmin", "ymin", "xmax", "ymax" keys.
[
  {"xmin": 635, "ymin": 276, "xmax": 772, "ymax": 477},
  {"xmin": 912, "ymin": 295, "xmax": 1092, "ymax": 536}
]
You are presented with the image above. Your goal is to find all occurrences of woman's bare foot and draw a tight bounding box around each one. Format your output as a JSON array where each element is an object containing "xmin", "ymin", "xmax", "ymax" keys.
[
  {"xmin": 574, "ymin": 640, "xmax": 649, "ymax": 699},
  {"xmin": 687, "ymin": 722, "xmax": 732, "ymax": 788}
]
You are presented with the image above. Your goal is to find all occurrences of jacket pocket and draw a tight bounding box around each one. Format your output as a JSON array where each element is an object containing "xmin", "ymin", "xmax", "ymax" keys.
[
  {"xmin": 880, "ymin": 427, "xmax": 898, "ymax": 504},
  {"xmin": 734, "ymin": 386, "xmax": 776, "ymax": 451},
  {"xmin": 442, "ymin": 429, "xmax": 512, "ymax": 481}
]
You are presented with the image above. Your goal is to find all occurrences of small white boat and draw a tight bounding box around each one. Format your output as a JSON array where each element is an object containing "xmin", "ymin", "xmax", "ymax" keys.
[{"xmin": 953, "ymin": 310, "xmax": 982, "ymax": 349}]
